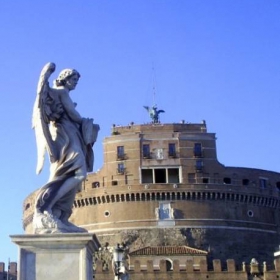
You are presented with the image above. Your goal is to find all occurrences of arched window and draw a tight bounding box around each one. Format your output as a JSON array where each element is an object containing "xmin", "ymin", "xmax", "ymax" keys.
[{"xmin": 166, "ymin": 259, "xmax": 173, "ymax": 271}]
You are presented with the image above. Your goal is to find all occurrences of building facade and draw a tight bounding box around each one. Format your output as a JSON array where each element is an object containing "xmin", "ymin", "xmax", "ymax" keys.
[{"xmin": 23, "ymin": 121, "xmax": 280, "ymax": 276}]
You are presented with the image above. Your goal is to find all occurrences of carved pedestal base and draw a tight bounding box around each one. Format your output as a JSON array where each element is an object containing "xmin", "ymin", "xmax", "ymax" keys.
[{"xmin": 10, "ymin": 233, "xmax": 100, "ymax": 280}]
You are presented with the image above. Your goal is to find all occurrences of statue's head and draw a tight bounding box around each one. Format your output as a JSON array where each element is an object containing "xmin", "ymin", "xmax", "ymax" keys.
[{"xmin": 55, "ymin": 69, "xmax": 81, "ymax": 87}]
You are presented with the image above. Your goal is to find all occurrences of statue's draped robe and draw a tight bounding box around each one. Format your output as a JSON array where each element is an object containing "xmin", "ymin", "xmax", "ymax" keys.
[
  {"xmin": 35, "ymin": 90, "xmax": 98, "ymax": 217},
  {"xmin": 36, "ymin": 112, "xmax": 86, "ymax": 216}
]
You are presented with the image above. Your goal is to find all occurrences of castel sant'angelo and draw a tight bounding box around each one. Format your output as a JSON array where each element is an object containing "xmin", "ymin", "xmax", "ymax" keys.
[{"xmin": 22, "ymin": 108, "xmax": 280, "ymax": 279}]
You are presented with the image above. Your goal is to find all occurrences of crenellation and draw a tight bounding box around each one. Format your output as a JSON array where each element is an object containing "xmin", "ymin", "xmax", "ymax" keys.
[
  {"xmin": 186, "ymin": 259, "xmax": 194, "ymax": 271},
  {"xmin": 173, "ymin": 259, "xmax": 180, "ymax": 272},
  {"xmin": 227, "ymin": 259, "xmax": 236, "ymax": 272},
  {"xmin": 147, "ymin": 260, "xmax": 153, "ymax": 272},
  {"xmin": 274, "ymin": 258, "xmax": 280, "ymax": 271},
  {"xmin": 200, "ymin": 259, "xmax": 208, "ymax": 272},
  {"xmin": 250, "ymin": 262, "xmax": 259, "ymax": 275},
  {"xmin": 159, "ymin": 259, "xmax": 167, "ymax": 272},
  {"xmin": 213, "ymin": 259, "xmax": 222, "ymax": 272},
  {"xmin": 133, "ymin": 260, "xmax": 141, "ymax": 272}
]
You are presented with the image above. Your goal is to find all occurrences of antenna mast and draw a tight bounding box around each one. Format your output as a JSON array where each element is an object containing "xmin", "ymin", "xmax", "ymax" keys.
[
  {"xmin": 152, "ymin": 66, "xmax": 156, "ymax": 105},
  {"xmin": 143, "ymin": 65, "xmax": 165, "ymax": 123}
]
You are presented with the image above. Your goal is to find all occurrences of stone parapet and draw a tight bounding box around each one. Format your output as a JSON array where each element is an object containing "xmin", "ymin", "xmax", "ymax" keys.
[
  {"xmin": 94, "ymin": 258, "xmax": 280, "ymax": 280},
  {"xmin": 4, "ymin": 258, "xmax": 280, "ymax": 280}
]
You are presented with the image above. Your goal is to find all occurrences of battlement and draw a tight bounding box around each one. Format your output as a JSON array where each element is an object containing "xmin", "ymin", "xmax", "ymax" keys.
[
  {"xmin": 95, "ymin": 258, "xmax": 280, "ymax": 280},
  {"xmin": 2, "ymin": 259, "xmax": 280, "ymax": 280}
]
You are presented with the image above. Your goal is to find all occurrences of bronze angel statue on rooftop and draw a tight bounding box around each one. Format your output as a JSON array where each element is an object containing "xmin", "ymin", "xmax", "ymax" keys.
[
  {"xmin": 144, "ymin": 105, "xmax": 165, "ymax": 123},
  {"xmin": 32, "ymin": 62, "xmax": 99, "ymax": 234}
]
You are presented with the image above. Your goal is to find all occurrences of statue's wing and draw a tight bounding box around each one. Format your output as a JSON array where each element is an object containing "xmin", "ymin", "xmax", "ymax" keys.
[
  {"xmin": 32, "ymin": 62, "xmax": 56, "ymax": 174},
  {"xmin": 158, "ymin": 110, "xmax": 165, "ymax": 114},
  {"xmin": 143, "ymin": 106, "xmax": 150, "ymax": 112},
  {"xmin": 32, "ymin": 95, "xmax": 46, "ymax": 175}
]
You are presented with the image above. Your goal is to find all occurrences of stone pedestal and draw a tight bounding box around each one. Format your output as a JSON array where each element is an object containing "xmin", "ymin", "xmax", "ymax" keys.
[{"xmin": 10, "ymin": 233, "xmax": 100, "ymax": 280}]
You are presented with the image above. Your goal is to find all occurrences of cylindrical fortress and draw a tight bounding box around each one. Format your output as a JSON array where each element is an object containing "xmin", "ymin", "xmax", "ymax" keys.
[{"xmin": 23, "ymin": 122, "xmax": 280, "ymax": 263}]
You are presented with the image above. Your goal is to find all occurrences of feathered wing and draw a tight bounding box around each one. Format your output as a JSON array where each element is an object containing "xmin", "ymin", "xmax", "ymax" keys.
[
  {"xmin": 32, "ymin": 95, "xmax": 46, "ymax": 174},
  {"xmin": 32, "ymin": 62, "xmax": 56, "ymax": 174},
  {"xmin": 143, "ymin": 106, "xmax": 150, "ymax": 112}
]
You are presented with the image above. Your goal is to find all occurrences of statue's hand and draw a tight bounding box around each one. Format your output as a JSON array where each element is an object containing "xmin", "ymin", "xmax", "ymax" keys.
[{"xmin": 82, "ymin": 117, "xmax": 94, "ymax": 122}]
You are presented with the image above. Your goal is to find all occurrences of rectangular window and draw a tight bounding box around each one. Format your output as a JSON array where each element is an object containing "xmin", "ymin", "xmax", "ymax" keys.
[
  {"xmin": 117, "ymin": 146, "xmax": 125, "ymax": 159},
  {"xmin": 141, "ymin": 169, "xmax": 153, "ymax": 183},
  {"xmin": 202, "ymin": 173, "xmax": 210, "ymax": 184},
  {"xmin": 195, "ymin": 160, "xmax": 203, "ymax": 172},
  {"xmin": 141, "ymin": 168, "xmax": 180, "ymax": 184},
  {"xmin": 259, "ymin": 178, "xmax": 267, "ymax": 189},
  {"xmin": 92, "ymin": 181, "xmax": 100, "ymax": 188},
  {"xmin": 168, "ymin": 168, "xmax": 179, "ymax": 183},
  {"xmin": 194, "ymin": 143, "xmax": 202, "ymax": 157},
  {"xmin": 242, "ymin": 179, "xmax": 249, "ymax": 186},
  {"xmin": 168, "ymin": 143, "xmax": 176, "ymax": 157},
  {"xmin": 155, "ymin": 169, "xmax": 166, "ymax": 183},
  {"xmin": 223, "ymin": 177, "xmax": 231, "ymax": 184},
  {"xmin": 143, "ymin": 144, "xmax": 150, "ymax": 158},
  {"xmin": 117, "ymin": 163, "xmax": 125, "ymax": 174}
]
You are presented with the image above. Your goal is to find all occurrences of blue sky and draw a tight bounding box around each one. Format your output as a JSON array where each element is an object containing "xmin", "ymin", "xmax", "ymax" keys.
[{"xmin": 0, "ymin": 0, "xmax": 280, "ymax": 264}]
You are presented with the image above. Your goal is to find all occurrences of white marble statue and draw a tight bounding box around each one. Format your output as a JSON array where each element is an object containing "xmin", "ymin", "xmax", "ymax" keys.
[{"xmin": 32, "ymin": 62, "xmax": 99, "ymax": 234}]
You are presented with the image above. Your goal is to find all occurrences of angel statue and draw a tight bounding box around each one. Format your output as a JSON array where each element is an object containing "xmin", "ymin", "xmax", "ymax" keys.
[
  {"xmin": 32, "ymin": 62, "xmax": 99, "ymax": 234},
  {"xmin": 143, "ymin": 105, "xmax": 165, "ymax": 123}
]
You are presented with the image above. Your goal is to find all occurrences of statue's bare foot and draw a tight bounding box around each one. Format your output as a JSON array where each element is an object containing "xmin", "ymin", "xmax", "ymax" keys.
[
  {"xmin": 61, "ymin": 219, "xmax": 88, "ymax": 233},
  {"xmin": 33, "ymin": 211, "xmax": 87, "ymax": 234},
  {"xmin": 33, "ymin": 212, "xmax": 70, "ymax": 234}
]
